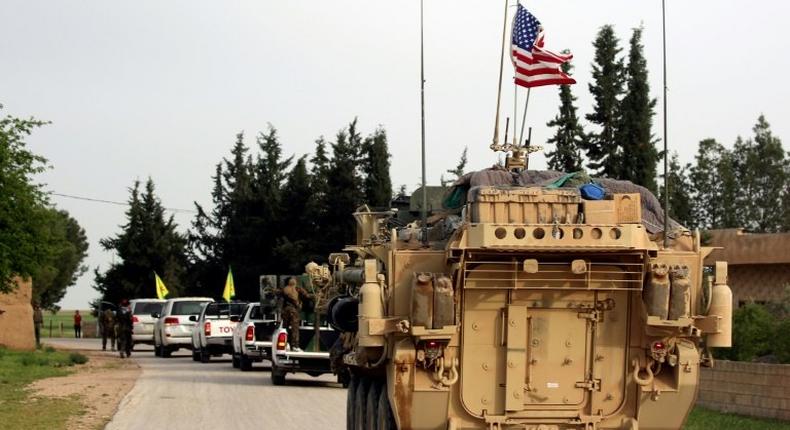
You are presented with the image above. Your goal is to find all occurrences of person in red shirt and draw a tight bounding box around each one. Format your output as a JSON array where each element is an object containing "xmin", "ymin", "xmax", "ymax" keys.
[{"xmin": 74, "ymin": 310, "xmax": 82, "ymax": 338}]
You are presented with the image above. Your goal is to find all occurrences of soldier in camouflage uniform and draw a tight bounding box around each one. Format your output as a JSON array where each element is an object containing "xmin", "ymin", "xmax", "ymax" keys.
[
  {"xmin": 280, "ymin": 277, "xmax": 312, "ymax": 352},
  {"xmin": 115, "ymin": 299, "xmax": 133, "ymax": 358},
  {"xmin": 100, "ymin": 308, "xmax": 116, "ymax": 351}
]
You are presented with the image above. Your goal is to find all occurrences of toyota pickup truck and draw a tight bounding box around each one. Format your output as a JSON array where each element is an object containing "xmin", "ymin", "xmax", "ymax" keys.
[
  {"xmin": 231, "ymin": 302, "xmax": 279, "ymax": 371},
  {"xmin": 191, "ymin": 301, "xmax": 247, "ymax": 363},
  {"xmin": 262, "ymin": 274, "xmax": 348, "ymax": 386}
]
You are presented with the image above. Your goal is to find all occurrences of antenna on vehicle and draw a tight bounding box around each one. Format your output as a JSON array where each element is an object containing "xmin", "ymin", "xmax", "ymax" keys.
[
  {"xmin": 662, "ymin": 0, "xmax": 670, "ymax": 248},
  {"xmin": 420, "ymin": 0, "xmax": 428, "ymax": 246}
]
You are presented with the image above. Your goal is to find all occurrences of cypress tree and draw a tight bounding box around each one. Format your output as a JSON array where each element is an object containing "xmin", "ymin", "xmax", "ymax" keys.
[
  {"xmin": 95, "ymin": 178, "xmax": 187, "ymax": 303},
  {"xmin": 583, "ymin": 25, "xmax": 625, "ymax": 177},
  {"xmin": 361, "ymin": 126, "xmax": 392, "ymax": 208},
  {"xmin": 659, "ymin": 152, "xmax": 693, "ymax": 228},
  {"xmin": 617, "ymin": 27, "xmax": 659, "ymax": 192},
  {"xmin": 545, "ymin": 57, "xmax": 585, "ymax": 173},
  {"xmin": 274, "ymin": 156, "xmax": 314, "ymax": 273},
  {"xmin": 325, "ymin": 120, "xmax": 364, "ymax": 250}
]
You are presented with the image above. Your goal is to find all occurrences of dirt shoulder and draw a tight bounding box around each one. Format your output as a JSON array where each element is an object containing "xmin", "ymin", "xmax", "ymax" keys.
[{"xmin": 30, "ymin": 349, "xmax": 140, "ymax": 430}]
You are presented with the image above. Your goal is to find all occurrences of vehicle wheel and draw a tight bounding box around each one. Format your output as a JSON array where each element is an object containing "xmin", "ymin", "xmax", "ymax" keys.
[
  {"xmin": 232, "ymin": 353, "xmax": 240, "ymax": 369},
  {"xmin": 376, "ymin": 385, "xmax": 396, "ymax": 430},
  {"xmin": 240, "ymin": 355, "xmax": 252, "ymax": 371},
  {"xmin": 353, "ymin": 377, "xmax": 370, "ymax": 430},
  {"xmin": 200, "ymin": 349, "xmax": 210, "ymax": 363},
  {"xmin": 271, "ymin": 361, "xmax": 286, "ymax": 385},
  {"xmin": 346, "ymin": 375, "xmax": 358, "ymax": 430},
  {"xmin": 366, "ymin": 379, "xmax": 383, "ymax": 430},
  {"xmin": 162, "ymin": 347, "xmax": 172, "ymax": 358}
]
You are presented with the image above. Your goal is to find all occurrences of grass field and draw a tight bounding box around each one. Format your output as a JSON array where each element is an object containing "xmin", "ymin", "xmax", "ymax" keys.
[
  {"xmin": 41, "ymin": 310, "xmax": 95, "ymax": 338},
  {"xmin": 0, "ymin": 347, "xmax": 89, "ymax": 429},
  {"xmin": 686, "ymin": 406, "xmax": 790, "ymax": 429}
]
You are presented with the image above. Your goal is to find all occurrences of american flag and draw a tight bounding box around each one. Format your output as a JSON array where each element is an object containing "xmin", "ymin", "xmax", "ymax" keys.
[{"xmin": 511, "ymin": 4, "xmax": 575, "ymax": 88}]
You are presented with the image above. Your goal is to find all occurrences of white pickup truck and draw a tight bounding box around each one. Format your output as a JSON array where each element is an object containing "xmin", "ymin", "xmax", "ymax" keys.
[
  {"xmin": 231, "ymin": 302, "xmax": 279, "ymax": 371},
  {"xmin": 191, "ymin": 302, "xmax": 247, "ymax": 363}
]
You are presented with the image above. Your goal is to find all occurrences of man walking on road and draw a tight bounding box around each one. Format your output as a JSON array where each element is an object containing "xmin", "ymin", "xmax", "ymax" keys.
[
  {"xmin": 73, "ymin": 310, "xmax": 82, "ymax": 338},
  {"xmin": 115, "ymin": 299, "xmax": 133, "ymax": 358},
  {"xmin": 280, "ymin": 277, "xmax": 312, "ymax": 352},
  {"xmin": 101, "ymin": 307, "xmax": 116, "ymax": 351},
  {"xmin": 33, "ymin": 302, "xmax": 43, "ymax": 347}
]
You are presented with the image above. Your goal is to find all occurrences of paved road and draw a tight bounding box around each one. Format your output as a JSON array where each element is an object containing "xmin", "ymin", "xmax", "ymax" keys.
[{"xmin": 48, "ymin": 338, "xmax": 346, "ymax": 429}]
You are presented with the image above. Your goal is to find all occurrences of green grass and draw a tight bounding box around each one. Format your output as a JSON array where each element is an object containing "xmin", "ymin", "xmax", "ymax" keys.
[
  {"xmin": 0, "ymin": 347, "xmax": 88, "ymax": 429},
  {"xmin": 41, "ymin": 309, "xmax": 95, "ymax": 338},
  {"xmin": 686, "ymin": 406, "xmax": 790, "ymax": 430}
]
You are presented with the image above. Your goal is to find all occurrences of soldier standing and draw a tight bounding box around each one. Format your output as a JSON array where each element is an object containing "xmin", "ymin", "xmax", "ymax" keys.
[
  {"xmin": 280, "ymin": 277, "xmax": 312, "ymax": 352},
  {"xmin": 32, "ymin": 302, "xmax": 44, "ymax": 347},
  {"xmin": 115, "ymin": 299, "xmax": 133, "ymax": 358},
  {"xmin": 100, "ymin": 307, "xmax": 116, "ymax": 351}
]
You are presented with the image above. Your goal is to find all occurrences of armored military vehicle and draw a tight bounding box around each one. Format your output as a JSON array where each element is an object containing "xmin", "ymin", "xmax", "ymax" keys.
[{"xmin": 321, "ymin": 163, "xmax": 732, "ymax": 430}]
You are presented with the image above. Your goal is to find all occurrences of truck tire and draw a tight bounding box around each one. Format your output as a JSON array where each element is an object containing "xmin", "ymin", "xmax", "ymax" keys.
[
  {"xmin": 232, "ymin": 353, "xmax": 240, "ymax": 369},
  {"xmin": 200, "ymin": 348, "xmax": 210, "ymax": 363},
  {"xmin": 353, "ymin": 378, "xmax": 370, "ymax": 430},
  {"xmin": 271, "ymin": 361, "xmax": 286, "ymax": 385},
  {"xmin": 365, "ymin": 379, "xmax": 383, "ymax": 430},
  {"xmin": 376, "ymin": 386, "xmax": 396, "ymax": 430},
  {"xmin": 240, "ymin": 355, "xmax": 252, "ymax": 371},
  {"xmin": 162, "ymin": 347, "xmax": 172, "ymax": 358},
  {"xmin": 346, "ymin": 376, "xmax": 358, "ymax": 430}
]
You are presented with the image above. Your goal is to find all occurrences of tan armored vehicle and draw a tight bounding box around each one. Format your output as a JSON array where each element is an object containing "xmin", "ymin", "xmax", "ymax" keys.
[{"xmin": 321, "ymin": 167, "xmax": 732, "ymax": 430}]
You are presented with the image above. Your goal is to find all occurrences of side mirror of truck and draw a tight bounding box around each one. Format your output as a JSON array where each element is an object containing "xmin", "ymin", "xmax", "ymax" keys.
[
  {"xmin": 151, "ymin": 312, "xmax": 160, "ymax": 319},
  {"xmin": 188, "ymin": 315, "xmax": 197, "ymax": 322},
  {"xmin": 230, "ymin": 315, "xmax": 240, "ymax": 323}
]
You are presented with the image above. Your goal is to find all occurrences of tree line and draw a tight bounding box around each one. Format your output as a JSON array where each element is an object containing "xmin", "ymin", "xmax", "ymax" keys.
[
  {"xmin": 0, "ymin": 105, "xmax": 89, "ymax": 310},
  {"xmin": 545, "ymin": 25, "xmax": 789, "ymax": 232},
  {"xmin": 94, "ymin": 119, "xmax": 392, "ymax": 303}
]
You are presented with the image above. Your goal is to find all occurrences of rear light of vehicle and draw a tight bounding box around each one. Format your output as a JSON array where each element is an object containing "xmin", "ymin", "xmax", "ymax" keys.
[
  {"xmin": 132, "ymin": 316, "xmax": 139, "ymax": 323},
  {"xmin": 164, "ymin": 317, "xmax": 179, "ymax": 325},
  {"xmin": 245, "ymin": 325, "xmax": 255, "ymax": 342},
  {"xmin": 204, "ymin": 321, "xmax": 211, "ymax": 336},
  {"xmin": 276, "ymin": 332, "xmax": 287, "ymax": 351}
]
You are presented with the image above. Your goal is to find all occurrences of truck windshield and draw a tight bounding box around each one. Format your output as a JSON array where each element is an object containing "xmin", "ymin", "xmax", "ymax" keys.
[
  {"xmin": 133, "ymin": 302, "xmax": 164, "ymax": 315},
  {"xmin": 203, "ymin": 303, "xmax": 246, "ymax": 318},
  {"xmin": 172, "ymin": 301, "xmax": 210, "ymax": 316}
]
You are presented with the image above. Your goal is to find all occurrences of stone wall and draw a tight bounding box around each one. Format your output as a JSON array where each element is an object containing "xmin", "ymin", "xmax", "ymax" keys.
[
  {"xmin": 0, "ymin": 278, "xmax": 36, "ymax": 350},
  {"xmin": 698, "ymin": 360, "xmax": 790, "ymax": 421}
]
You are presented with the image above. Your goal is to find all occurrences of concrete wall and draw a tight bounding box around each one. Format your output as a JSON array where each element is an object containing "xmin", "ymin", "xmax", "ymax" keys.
[
  {"xmin": 0, "ymin": 278, "xmax": 36, "ymax": 350},
  {"xmin": 698, "ymin": 360, "xmax": 790, "ymax": 421},
  {"xmin": 729, "ymin": 263, "xmax": 790, "ymax": 307}
]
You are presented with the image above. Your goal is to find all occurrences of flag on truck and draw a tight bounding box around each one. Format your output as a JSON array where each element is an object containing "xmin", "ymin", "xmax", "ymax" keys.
[
  {"xmin": 222, "ymin": 267, "xmax": 236, "ymax": 303},
  {"xmin": 155, "ymin": 272, "xmax": 169, "ymax": 299},
  {"xmin": 511, "ymin": 3, "xmax": 575, "ymax": 88}
]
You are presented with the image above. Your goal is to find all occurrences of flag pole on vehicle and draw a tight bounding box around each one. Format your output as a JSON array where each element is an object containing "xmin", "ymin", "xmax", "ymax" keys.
[
  {"xmin": 662, "ymin": 0, "xmax": 671, "ymax": 248},
  {"xmin": 419, "ymin": 0, "xmax": 429, "ymax": 246}
]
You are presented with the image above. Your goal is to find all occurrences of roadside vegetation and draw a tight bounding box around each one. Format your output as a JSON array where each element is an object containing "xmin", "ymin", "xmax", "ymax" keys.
[
  {"xmin": 40, "ymin": 309, "xmax": 96, "ymax": 338},
  {"xmin": 687, "ymin": 406, "xmax": 790, "ymax": 430},
  {"xmin": 0, "ymin": 347, "xmax": 89, "ymax": 429}
]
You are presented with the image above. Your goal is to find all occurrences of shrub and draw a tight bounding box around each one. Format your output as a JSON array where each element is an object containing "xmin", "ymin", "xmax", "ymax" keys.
[
  {"xmin": 43, "ymin": 346, "xmax": 56, "ymax": 354},
  {"xmin": 68, "ymin": 353, "xmax": 88, "ymax": 365},
  {"xmin": 714, "ymin": 303, "xmax": 777, "ymax": 361},
  {"xmin": 773, "ymin": 319, "xmax": 790, "ymax": 364}
]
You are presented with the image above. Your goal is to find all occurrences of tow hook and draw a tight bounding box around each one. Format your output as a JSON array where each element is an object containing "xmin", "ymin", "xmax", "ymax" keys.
[{"xmin": 433, "ymin": 356, "xmax": 459, "ymax": 387}]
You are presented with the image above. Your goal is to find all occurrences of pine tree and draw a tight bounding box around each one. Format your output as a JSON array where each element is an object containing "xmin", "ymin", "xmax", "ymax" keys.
[
  {"xmin": 361, "ymin": 126, "xmax": 392, "ymax": 208},
  {"xmin": 324, "ymin": 120, "xmax": 364, "ymax": 250},
  {"xmin": 732, "ymin": 116, "xmax": 789, "ymax": 232},
  {"xmin": 583, "ymin": 25, "xmax": 625, "ymax": 177},
  {"xmin": 95, "ymin": 179, "xmax": 187, "ymax": 303},
  {"xmin": 617, "ymin": 27, "xmax": 659, "ymax": 192},
  {"xmin": 546, "ymin": 58, "xmax": 584, "ymax": 172},
  {"xmin": 441, "ymin": 147, "xmax": 469, "ymax": 187},
  {"xmin": 659, "ymin": 152, "xmax": 693, "ymax": 228}
]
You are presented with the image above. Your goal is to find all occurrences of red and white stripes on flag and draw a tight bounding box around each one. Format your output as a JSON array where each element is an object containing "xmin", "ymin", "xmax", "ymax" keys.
[{"xmin": 512, "ymin": 33, "xmax": 576, "ymax": 88}]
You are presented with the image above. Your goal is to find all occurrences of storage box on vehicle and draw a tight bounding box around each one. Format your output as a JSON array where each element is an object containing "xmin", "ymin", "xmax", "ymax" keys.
[{"xmin": 469, "ymin": 186, "xmax": 581, "ymax": 224}]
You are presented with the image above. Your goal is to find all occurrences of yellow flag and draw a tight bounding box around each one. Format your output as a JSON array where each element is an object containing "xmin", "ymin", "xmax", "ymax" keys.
[
  {"xmin": 222, "ymin": 267, "xmax": 235, "ymax": 303},
  {"xmin": 155, "ymin": 272, "xmax": 169, "ymax": 300}
]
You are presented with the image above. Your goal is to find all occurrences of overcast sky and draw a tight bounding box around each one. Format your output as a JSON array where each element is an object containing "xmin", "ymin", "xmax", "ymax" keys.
[{"xmin": 2, "ymin": 1, "xmax": 788, "ymax": 309}]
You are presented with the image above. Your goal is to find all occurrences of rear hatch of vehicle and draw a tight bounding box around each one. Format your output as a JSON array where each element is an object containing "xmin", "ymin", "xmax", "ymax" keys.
[
  {"xmin": 167, "ymin": 300, "xmax": 212, "ymax": 337},
  {"xmin": 202, "ymin": 303, "xmax": 246, "ymax": 340},
  {"xmin": 132, "ymin": 301, "xmax": 165, "ymax": 335},
  {"xmin": 253, "ymin": 321, "xmax": 279, "ymax": 342}
]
